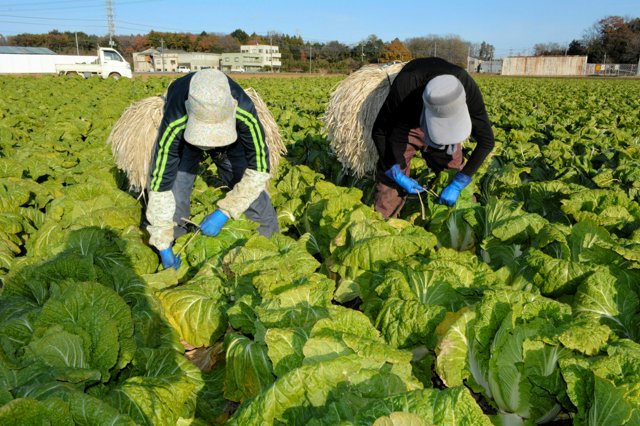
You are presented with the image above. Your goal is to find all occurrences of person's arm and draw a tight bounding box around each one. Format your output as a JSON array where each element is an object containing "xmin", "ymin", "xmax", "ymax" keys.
[
  {"xmin": 458, "ymin": 73, "xmax": 495, "ymax": 177},
  {"xmin": 439, "ymin": 72, "xmax": 495, "ymax": 207},
  {"xmin": 146, "ymin": 81, "xmax": 188, "ymax": 250},
  {"xmin": 372, "ymin": 68, "xmax": 425, "ymax": 171}
]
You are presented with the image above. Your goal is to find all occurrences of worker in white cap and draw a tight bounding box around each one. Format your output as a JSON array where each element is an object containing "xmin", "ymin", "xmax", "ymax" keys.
[
  {"xmin": 146, "ymin": 69, "xmax": 277, "ymax": 269},
  {"xmin": 372, "ymin": 57, "xmax": 495, "ymax": 218}
]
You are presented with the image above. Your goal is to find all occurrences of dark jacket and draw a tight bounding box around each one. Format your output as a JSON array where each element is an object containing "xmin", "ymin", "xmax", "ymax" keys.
[
  {"xmin": 372, "ymin": 57, "xmax": 494, "ymax": 176},
  {"xmin": 148, "ymin": 73, "xmax": 269, "ymax": 192}
]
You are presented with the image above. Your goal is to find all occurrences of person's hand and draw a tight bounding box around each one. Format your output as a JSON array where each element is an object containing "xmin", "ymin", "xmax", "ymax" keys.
[
  {"xmin": 384, "ymin": 164, "xmax": 425, "ymax": 194},
  {"xmin": 439, "ymin": 172, "xmax": 472, "ymax": 206},
  {"xmin": 159, "ymin": 247, "xmax": 181, "ymax": 270},
  {"xmin": 200, "ymin": 210, "xmax": 229, "ymax": 237}
]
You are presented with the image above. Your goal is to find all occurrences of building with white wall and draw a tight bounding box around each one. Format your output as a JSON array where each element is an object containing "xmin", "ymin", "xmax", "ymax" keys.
[
  {"xmin": 221, "ymin": 44, "xmax": 281, "ymax": 72},
  {"xmin": 501, "ymin": 56, "xmax": 587, "ymax": 76},
  {"xmin": 132, "ymin": 48, "xmax": 221, "ymax": 72}
]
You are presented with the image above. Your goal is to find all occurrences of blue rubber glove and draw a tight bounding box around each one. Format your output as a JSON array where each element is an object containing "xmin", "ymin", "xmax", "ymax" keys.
[
  {"xmin": 200, "ymin": 209, "xmax": 229, "ymax": 237},
  {"xmin": 159, "ymin": 247, "xmax": 181, "ymax": 270},
  {"xmin": 384, "ymin": 164, "xmax": 425, "ymax": 194},
  {"xmin": 439, "ymin": 172, "xmax": 472, "ymax": 206}
]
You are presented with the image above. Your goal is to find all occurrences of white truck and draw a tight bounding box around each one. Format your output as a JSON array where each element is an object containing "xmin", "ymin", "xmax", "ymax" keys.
[{"xmin": 0, "ymin": 47, "xmax": 132, "ymax": 79}]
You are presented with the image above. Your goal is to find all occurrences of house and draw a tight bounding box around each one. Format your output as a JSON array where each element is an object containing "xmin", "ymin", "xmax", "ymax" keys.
[
  {"xmin": 132, "ymin": 48, "xmax": 221, "ymax": 72},
  {"xmin": 221, "ymin": 44, "xmax": 281, "ymax": 72}
]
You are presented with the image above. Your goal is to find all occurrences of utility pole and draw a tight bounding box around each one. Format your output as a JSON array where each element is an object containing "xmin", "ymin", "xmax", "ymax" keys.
[
  {"xmin": 106, "ymin": 0, "xmax": 115, "ymax": 47},
  {"xmin": 309, "ymin": 45, "xmax": 312, "ymax": 73},
  {"xmin": 75, "ymin": 32, "xmax": 79, "ymax": 55},
  {"xmin": 269, "ymin": 31, "xmax": 273, "ymax": 72},
  {"xmin": 160, "ymin": 38, "xmax": 164, "ymax": 72},
  {"xmin": 361, "ymin": 43, "xmax": 364, "ymax": 64}
]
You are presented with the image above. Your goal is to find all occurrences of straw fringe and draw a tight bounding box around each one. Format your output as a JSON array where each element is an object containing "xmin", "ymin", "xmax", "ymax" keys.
[
  {"xmin": 244, "ymin": 87, "xmax": 287, "ymax": 174},
  {"xmin": 107, "ymin": 95, "xmax": 165, "ymax": 192},
  {"xmin": 323, "ymin": 63, "xmax": 405, "ymax": 178},
  {"xmin": 107, "ymin": 87, "xmax": 285, "ymax": 192}
]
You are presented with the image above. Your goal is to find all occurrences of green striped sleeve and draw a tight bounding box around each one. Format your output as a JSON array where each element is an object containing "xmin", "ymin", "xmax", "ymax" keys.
[
  {"xmin": 150, "ymin": 114, "xmax": 188, "ymax": 191},
  {"xmin": 236, "ymin": 107, "xmax": 268, "ymax": 172}
]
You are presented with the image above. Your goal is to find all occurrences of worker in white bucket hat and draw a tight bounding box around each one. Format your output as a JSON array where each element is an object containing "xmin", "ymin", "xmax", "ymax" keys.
[
  {"xmin": 372, "ymin": 57, "xmax": 495, "ymax": 218},
  {"xmin": 146, "ymin": 69, "xmax": 277, "ymax": 269}
]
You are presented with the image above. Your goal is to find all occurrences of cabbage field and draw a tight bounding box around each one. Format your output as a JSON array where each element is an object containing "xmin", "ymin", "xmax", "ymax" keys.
[{"xmin": 1, "ymin": 73, "xmax": 640, "ymax": 425}]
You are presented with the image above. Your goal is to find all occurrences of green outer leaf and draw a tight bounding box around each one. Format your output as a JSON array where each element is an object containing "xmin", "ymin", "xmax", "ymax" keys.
[
  {"xmin": 223, "ymin": 333, "xmax": 275, "ymax": 403},
  {"xmin": 375, "ymin": 298, "xmax": 446, "ymax": 349},
  {"xmin": 264, "ymin": 327, "xmax": 308, "ymax": 377},
  {"xmin": 350, "ymin": 387, "xmax": 492, "ymax": 426},
  {"xmin": 226, "ymin": 354, "xmax": 422, "ymax": 426},
  {"xmin": 588, "ymin": 376, "xmax": 634, "ymax": 425},
  {"xmin": 435, "ymin": 308, "xmax": 476, "ymax": 387},
  {"xmin": 156, "ymin": 276, "xmax": 229, "ymax": 347}
]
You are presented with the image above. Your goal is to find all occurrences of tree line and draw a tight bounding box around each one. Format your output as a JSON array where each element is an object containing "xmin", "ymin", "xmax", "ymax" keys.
[
  {"xmin": 1, "ymin": 28, "xmax": 492, "ymax": 73},
  {"xmin": 1, "ymin": 15, "xmax": 637, "ymax": 73},
  {"xmin": 534, "ymin": 16, "xmax": 639, "ymax": 63}
]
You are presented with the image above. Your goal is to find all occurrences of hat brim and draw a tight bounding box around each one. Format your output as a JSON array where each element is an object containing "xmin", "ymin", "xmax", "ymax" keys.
[
  {"xmin": 422, "ymin": 103, "xmax": 472, "ymax": 146},
  {"xmin": 184, "ymin": 110, "xmax": 237, "ymax": 148}
]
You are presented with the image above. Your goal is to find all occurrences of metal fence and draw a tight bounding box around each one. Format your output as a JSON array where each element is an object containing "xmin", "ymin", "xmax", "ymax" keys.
[
  {"xmin": 469, "ymin": 56, "xmax": 640, "ymax": 77},
  {"xmin": 585, "ymin": 63, "xmax": 638, "ymax": 76}
]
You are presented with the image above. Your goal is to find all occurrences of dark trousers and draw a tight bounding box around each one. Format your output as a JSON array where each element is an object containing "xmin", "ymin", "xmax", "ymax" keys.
[
  {"xmin": 159, "ymin": 144, "xmax": 279, "ymax": 239},
  {"xmin": 374, "ymin": 127, "xmax": 464, "ymax": 219}
]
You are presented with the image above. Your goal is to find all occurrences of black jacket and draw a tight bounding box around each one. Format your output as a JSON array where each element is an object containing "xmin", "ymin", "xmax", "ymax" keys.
[
  {"xmin": 372, "ymin": 57, "xmax": 494, "ymax": 176},
  {"xmin": 148, "ymin": 73, "xmax": 269, "ymax": 192}
]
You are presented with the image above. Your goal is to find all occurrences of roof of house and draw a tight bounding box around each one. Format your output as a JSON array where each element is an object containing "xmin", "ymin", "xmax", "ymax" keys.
[{"xmin": 0, "ymin": 46, "xmax": 57, "ymax": 54}]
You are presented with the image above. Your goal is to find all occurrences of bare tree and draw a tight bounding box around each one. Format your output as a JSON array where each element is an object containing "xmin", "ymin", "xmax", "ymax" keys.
[
  {"xmin": 533, "ymin": 42, "xmax": 566, "ymax": 56},
  {"xmin": 478, "ymin": 41, "xmax": 495, "ymax": 60},
  {"xmin": 405, "ymin": 35, "xmax": 471, "ymax": 67},
  {"xmin": 319, "ymin": 40, "xmax": 350, "ymax": 61}
]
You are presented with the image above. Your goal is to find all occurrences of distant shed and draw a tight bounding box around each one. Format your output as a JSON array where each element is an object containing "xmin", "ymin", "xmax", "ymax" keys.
[{"xmin": 501, "ymin": 56, "xmax": 587, "ymax": 76}]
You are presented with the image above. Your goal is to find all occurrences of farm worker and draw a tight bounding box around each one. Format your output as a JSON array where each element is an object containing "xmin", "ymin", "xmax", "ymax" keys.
[
  {"xmin": 372, "ymin": 57, "xmax": 495, "ymax": 218},
  {"xmin": 146, "ymin": 69, "xmax": 278, "ymax": 269}
]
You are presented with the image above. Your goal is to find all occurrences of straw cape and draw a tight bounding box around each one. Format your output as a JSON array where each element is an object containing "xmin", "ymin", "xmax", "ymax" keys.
[
  {"xmin": 107, "ymin": 87, "xmax": 286, "ymax": 193},
  {"xmin": 323, "ymin": 62, "xmax": 406, "ymax": 178},
  {"xmin": 243, "ymin": 87, "xmax": 287, "ymax": 176}
]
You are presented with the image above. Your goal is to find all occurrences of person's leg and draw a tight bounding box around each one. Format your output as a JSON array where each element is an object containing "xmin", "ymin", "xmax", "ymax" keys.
[
  {"xmin": 172, "ymin": 145, "xmax": 202, "ymax": 239},
  {"xmin": 374, "ymin": 128, "xmax": 425, "ymax": 219},
  {"xmin": 374, "ymin": 178, "xmax": 406, "ymax": 219},
  {"xmin": 243, "ymin": 191, "xmax": 279, "ymax": 237}
]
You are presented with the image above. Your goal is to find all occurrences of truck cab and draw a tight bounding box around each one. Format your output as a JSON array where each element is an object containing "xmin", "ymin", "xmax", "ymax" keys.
[{"xmin": 55, "ymin": 47, "xmax": 132, "ymax": 79}]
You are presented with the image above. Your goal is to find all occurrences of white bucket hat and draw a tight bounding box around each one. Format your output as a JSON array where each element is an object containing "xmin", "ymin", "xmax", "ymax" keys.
[
  {"xmin": 184, "ymin": 69, "xmax": 237, "ymax": 148},
  {"xmin": 421, "ymin": 74, "xmax": 471, "ymax": 146}
]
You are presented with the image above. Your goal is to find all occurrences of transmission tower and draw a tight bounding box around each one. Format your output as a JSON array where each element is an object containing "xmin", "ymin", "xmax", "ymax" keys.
[{"xmin": 106, "ymin": 0, "xmax": 115, "ymax": 47}]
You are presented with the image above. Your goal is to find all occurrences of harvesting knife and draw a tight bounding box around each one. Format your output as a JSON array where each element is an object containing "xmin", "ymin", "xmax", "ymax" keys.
[{"xmin": 175, "ymin": 217, "xmax": 202, "ymax": 256}]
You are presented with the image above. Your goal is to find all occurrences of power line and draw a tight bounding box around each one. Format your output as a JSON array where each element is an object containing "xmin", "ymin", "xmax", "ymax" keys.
[
  {"xmin": 0, "ymin": 0, "xmax": 160, "ymax": 13},
  {"xmin": 0, "ymin": 15, "xmax": 190, "ymax": 34},
  {"xmin": 118, "ymin": 19, "xmax": 192, "ymax": 33},
  {"xmin": 0, "ymin": 0, "xmax": 101, "ymax": 8},
  {"xmin": 0, "ymin": 14, "xmax": 104, "ymax": 22},
  {"xmin": 0, "ymin": 19, "xmax": 107, "ymax": 30}
]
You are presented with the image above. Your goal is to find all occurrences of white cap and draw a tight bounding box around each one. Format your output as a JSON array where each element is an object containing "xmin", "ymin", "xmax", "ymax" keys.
[
  {"xmin": 421, "ymin": 74, "xmax": 471, "ymax": 146},
  {"xmin": 184, "ymin": 69, "xmax": 237, "ymax": 148}
]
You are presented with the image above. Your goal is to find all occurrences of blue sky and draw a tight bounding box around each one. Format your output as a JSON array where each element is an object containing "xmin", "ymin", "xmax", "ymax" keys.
[{"xmin": 0, "ymin": 0, "xmax": 638, "ymax": 57}]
